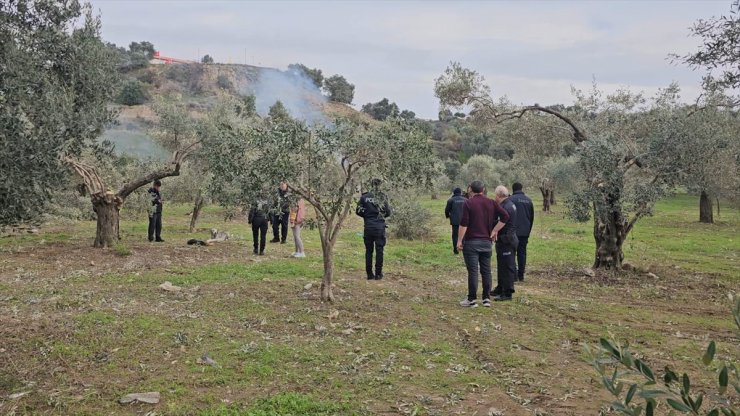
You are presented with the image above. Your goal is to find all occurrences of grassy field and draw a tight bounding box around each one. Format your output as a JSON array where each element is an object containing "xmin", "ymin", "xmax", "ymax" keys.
[{"xmin": 0, "ymin": 193, "xmax": 737, "ymax": 415}]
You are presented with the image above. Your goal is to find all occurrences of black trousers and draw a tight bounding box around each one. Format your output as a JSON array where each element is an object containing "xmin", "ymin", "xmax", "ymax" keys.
[
  {"xmin": 462, "ymin": 239, "xmax": 493, "ymax": 301},
  {"xmin": 252, "ymin": 218, "xmax": 268, "ymax": 253},
  {"xmin": 451, "ymin": 225, "xmax": 459, "ymax": 253},
  {"xmin": 148, "ymin": 212, "xmax": 162, "ymax": 241},
  {"xmin": 364, "ymin": 228, "xmax": 386, "ymax": 276},
  {"xmin": 493, "ymin": 233, "xmax": 518, "ymax": 297},
  {"xmin": 516, "ymin": 235, "xmax": 529, "ymax": 279},
  {"xmin": 271, "ymin": 213, "xmax": 289, "ymax": 241}
]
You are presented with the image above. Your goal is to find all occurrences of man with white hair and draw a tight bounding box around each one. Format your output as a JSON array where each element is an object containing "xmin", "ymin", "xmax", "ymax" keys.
[{"xmin": 491, "ymin": 185, "xmax": 518, "ymax": 301}]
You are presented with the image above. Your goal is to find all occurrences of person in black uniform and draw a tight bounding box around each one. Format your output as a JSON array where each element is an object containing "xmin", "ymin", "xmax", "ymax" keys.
[
  {"xmin": 356, "ymin": 178, "xmax": 392, "ymax": 280},
  {"xmin": 147, "ymin": 180, "xmax": 164, "ymax": 242},
  {"xmin": 445, "ymin": 187, "xmax": 467, "ymax": 254},
  {"xmin": 248, "ymin": 198, "xmax": 270, "ymax": 255},
  {"xmin": 491, "ymin": 185, "xmax": 518, "ymax": 301},
  {"xmin": 270, "ymin": 181, "xmax": 290, "ymax": 244},
  {"xmin": 510, "ymin": 182, "xmax": 534, "ymax": 281}
]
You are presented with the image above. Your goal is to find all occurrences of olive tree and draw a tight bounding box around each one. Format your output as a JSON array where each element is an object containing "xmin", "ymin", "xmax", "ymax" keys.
[
  {"xmin": 435, "ymin": 63, "xmax": 691, "ymax": 270},
  {"xmin": 206, "ymin": 116, "xmax": 437, "ymax": 301},
  {"xmin": 1, "ymin": 0, "xmax": 119, "ymax": 227}
]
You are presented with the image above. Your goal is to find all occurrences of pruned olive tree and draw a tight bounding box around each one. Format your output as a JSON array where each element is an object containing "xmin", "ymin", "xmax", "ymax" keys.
[
  {"xmin": 435, "ymin": 63, "xmax": 691, "ymax": 270},
  {"xmin": 206, "ymin": 115, "xmax": 437, "ymax": 301},
  {"xmin": 1, "ymin": 1, "xmax": 119, "ymax": 227}
]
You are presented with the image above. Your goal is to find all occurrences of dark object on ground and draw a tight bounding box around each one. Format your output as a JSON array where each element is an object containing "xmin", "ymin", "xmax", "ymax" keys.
[{"xmin": 187, "ymin": 239, "xmax": 210, "ymax": 246}]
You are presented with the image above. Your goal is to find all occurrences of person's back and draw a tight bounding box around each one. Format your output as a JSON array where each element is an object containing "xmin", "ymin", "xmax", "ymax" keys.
[
  {"xmin": 509, "ymin": 188, "xmax": 534, "ymax": 237},
  {"xmin": 499, "ymin": 198, "xmax": 518, "ymax": 237},
  {"xmin": 356, "ymin": 190, "xmax": 391, "ymax": 230},
  {"xmin": 509, "ymin": 183, "xmax": 534, "ymax": 281},
  {"xmin": 356, "ymin": 180, "xmax": 391, "ymax": 280},
  {"xmin": 445, "ymin": 190, "xmax": 466, "ymax": 226}
]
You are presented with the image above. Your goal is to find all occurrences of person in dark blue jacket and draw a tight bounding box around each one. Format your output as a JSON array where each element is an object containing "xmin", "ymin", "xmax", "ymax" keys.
[
  {"xmin": 510, "ymin": 182, "xmax": 535, "ymax": 281},
  {"xmin": 444, "ymin": 187, "xmax": 467, "ymax": 254},
  {"xmin": 356, "ymin": 178, "xmax": 392, "ymax": 280}
]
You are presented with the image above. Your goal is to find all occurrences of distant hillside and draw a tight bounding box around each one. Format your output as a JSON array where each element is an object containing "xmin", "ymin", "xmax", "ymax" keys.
[{"xmin": 103, "ymin": 62, "xmax": 363, "ymax": 158}]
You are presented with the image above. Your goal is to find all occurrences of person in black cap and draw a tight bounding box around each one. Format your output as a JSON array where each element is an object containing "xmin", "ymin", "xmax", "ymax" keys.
[
  {"xmin": 445, "ymin": 187, "xmax": 467, "ymax": 254},
  {"xmin": 510, "ymin": 182, "xmax": 534, "ymax": 281},
  {"xmin": 356, "ymin": 178, "xmax": 392, "ymax": 280},
  {"xmin": 147, "ymin": 180, "xmax": 164, "ymax": 242}
]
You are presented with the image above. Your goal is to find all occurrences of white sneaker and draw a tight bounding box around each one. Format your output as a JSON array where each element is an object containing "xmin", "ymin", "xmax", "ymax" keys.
[
  {"xmin": 459, "ymin": 299, "xmax": 478, "ymax": 308},
  {"xmin": 482, "ymin": 299, "xmax": 491, "ymax": 307},
  {"xmin": 293, "ymin": 252, "xmax": 306, "ymax": 258}
]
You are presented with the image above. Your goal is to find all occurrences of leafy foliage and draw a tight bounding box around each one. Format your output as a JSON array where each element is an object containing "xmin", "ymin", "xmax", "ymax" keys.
[
  {"xmin": 201, "ymin": 54, "xmax": 214, "ymax": 64},
  {"xmin": 287, "ymin": 63, "xmax": 324, "ymax": 88},
  {"xmin": 268, "ymin": 100, "xmax": 291, "ymax": 121},
  {"xmin": 217, "ymin": 74, "xmax": 234, "ymax": 91},
  {"xmin": 362, "ymin": 98, "xmax": 400, "ymax": 120},
  {"xmin": 587, "ymin": 294, "xmax": 740, "ymax": 415},
  {"xmin": 388, "ymin": 197, "xmax": 432, "ymax": 240},
  {"xmin": 674, "ymin": 1, "xmax": 740, "ymax": 106},
  {"xmin": 116, "ymin": 79, "xmax": 149, "ymax": 105},
  {"xmin": 323, "ymin": 74, "xmax": 355, "ymax": 104},
  {"xmin": 0, "ymin": 0, "xmax": 119, "ymax": 226}
]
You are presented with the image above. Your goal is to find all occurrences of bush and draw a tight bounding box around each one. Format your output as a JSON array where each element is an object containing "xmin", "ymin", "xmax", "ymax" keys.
[
  {"xmin": 388, "ymin": 198, "xmax": 432, "ymax": 240},
  {"xmin": 116, "ymin": 80, "xmax": 148, "ymax": 106},
  {"xmin": 216, "ymin": 74, "xmax": 233, "ymax": 91}
]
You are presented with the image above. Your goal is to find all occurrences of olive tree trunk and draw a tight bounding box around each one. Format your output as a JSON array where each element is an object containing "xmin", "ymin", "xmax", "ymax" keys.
[
  {"xmin": 593, "ymin": 212, "xmax": 626, "ymax": 270},
  {"xmin": 189, "ymin": 192, "xmax": 205, "ymax": 233},
  {"xmin": 550, "ymin": 191, "xmax": 556, "ymax": 206},
  {"xmin": 699, "ymin": 190, "xmax": 713, "ymax": 223},
  {"xmin": 539, "ymin": 188, "xmax": 552, "ymax": 212},
  {"xmin": 92, "ymin": 193, "xmax": 123, "ymax": 248}
]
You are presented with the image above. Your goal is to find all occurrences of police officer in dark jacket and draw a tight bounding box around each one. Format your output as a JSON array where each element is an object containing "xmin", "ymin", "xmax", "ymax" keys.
[
  {"xmin": 248, "ymin": 199, "xmax": 270, "ymax": 255},
  {"xmin": 270, "ymin": 182, "xmax": 290, "ymax": 244},
  {"xmin": 147, "ymin": 180, "xmax": 164, "ymax": 242},
  {"xmin": 491, "ymin": 185, "xmax": 518, "ymax": 301},
  {"xmin": 510, "ymin": 183, "xmax": 534, "ymax": 281},
  {"xmin": 356, "ymin": 179, "xmax": 392, "ymax": 280},
  {"xmin": 445, "ymin": 187, "xmax": 467, "ymax": 254}
]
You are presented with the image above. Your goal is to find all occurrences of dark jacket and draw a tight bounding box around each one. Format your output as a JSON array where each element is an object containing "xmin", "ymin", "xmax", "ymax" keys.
[
  {"xmin": 500, "ymin": 198, "xmax": 518, "ymax": 236},
  {"xmin": 147, "ymin": 187, "xmax": 162, "ymax": 215},
  {"xmin": 248, "ymin": 200, "xmax": 269, "ymax": 224},
  {"xmin": 509, "ymin": 190, "xmax": 534, "ymax": 237},
  {"xmin": 355, "ymin": 191, "xmax": 391, "ymax": 231},
  {"xmin": 274, "ymin": 188, "xmax": 290, "ymax": 214},
  {"xmin": 445, "ymin": 194, "xmax": 466, "ymax": 226}
]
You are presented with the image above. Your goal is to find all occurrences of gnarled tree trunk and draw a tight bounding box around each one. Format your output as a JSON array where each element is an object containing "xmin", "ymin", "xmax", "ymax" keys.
[
  {"xmin": 699, "ymin": 190, "xmax": 713, "ymax": 223},
  {"xmin": 550, "ymin": 191, "xmax": 556, "ymax": 206},
  {"xmin": 539, "ymin": 178, "xmax": 553, "ymax": 212},
  {"xmin": 92, "ymin": 192, "xmax": 123, "ymax": 248},
  {"xmin": 592, "ymin": 202, "xmax": 627, "ymax": 270},
  {"xmin": 189, "ymin": 191, "xmax": 205, "ymax": 233}
]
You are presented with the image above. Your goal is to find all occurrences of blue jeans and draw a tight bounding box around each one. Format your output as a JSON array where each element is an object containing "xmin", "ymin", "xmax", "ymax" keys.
[{"xmin": 462, "ymin": 239, "xmax": 493, "ymax": 301}]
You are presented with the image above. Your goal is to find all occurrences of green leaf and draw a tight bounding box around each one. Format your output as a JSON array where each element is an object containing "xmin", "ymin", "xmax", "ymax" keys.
[
  {"xmin": 718, "ymin": 365, "xmax": 728, "ymax": 395},
  {"xmin": 664, "ymin": 367, "xmax": 679, "ymax": 385},
  {"xmin": 638, "ymin": 390, "xmax": 666, "ymax": 399},
  {"xmin": 625, "ymin": 384, "xmax": 638, "ymax": 405},
  {"xmin": 702, "ymin": 341, "xmax": 716, "ymax": 365},
  {"xmin": 706, "ymin": 409, "xmax": 719, "ymax": 416},
  {"xmin": 693, "ymin": 394, "xmax": 702, "ymax": 412},
  {"xmin": 634, "ymin": 359, "xmax": 655, "ymax": 382},
  {"xmin": 600, "ymin": 338, "xmax": 621, "ymax": 359},
  {"xmin": 682, "ymin": 373, "xmax": 691, "ymax": 394},
  {"xmin": 666, "ymin": 398, "xmax": 692, "ymax": 412},
  {"xmin": 646, "ymin": 400, "xmax": 655, "ymax": 416}
]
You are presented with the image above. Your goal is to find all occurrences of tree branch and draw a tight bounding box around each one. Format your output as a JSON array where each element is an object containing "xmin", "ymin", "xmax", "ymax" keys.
[{"xmin": 117, "ymin": 144, "xmax": 197, "ymax": 199}]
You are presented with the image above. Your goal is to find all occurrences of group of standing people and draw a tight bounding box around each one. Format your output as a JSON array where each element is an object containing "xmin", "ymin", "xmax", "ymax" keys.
[
  {"xmin": 248, "ymin": 181, "xmax": 306, "ymax": 257},
  {"xmin": 446, "ymin": 181, "xmax": 534, "ymax": 307}
]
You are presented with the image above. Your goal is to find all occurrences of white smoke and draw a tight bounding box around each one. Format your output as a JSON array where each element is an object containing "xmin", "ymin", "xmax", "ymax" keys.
[{"xmin": 247, "ymin": 67, "xmax": 328, "ymax": 126}]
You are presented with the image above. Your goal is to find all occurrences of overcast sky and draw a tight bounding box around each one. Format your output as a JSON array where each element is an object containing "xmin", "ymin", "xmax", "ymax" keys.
[{"xmin": 89, "ymin": 0, "xmax": 730, "ymax": 119}]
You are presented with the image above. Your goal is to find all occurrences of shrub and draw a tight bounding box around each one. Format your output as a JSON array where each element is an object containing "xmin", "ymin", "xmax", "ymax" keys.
[
  {"xmin": 388, "ymin": 198, "xmax": 432, "ymax": 240},
  {"xmin": 217, "ymin": 74, "xmax": 233, "ymax": 91},
  {"xmin": 116, "ymin": 80, "xmax": 148, "ymax": 106},
  {"xmin": 112, "ymin": 242, "xmax": 132, "ymax": 257}
]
